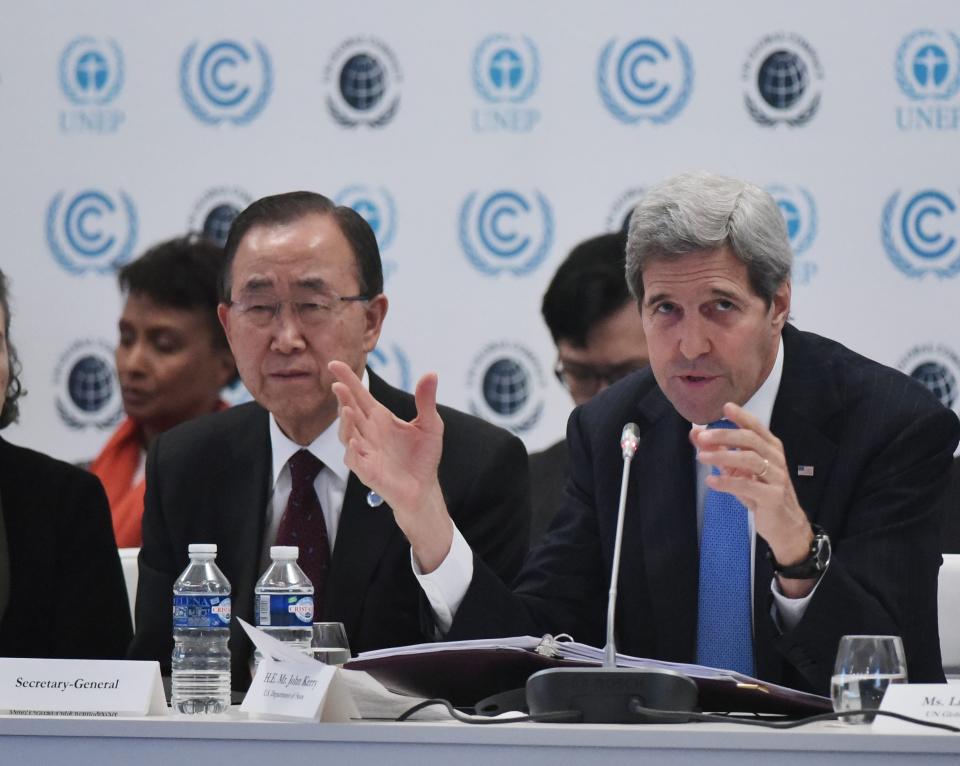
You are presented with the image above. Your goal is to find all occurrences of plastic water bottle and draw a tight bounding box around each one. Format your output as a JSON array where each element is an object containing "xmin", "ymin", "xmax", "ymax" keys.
[
  {"xmin": 254, "ymin": 546, "xmax": 314, "ymax": 668},
  {"xmin": 171, "ymin": 543, "xmax": 232, "ymax": 714}
]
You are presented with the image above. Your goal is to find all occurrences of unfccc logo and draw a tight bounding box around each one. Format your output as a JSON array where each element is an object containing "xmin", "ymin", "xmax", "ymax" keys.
[
  {"xmin": 335, "ymin": 186, "xmax": 397, "ymax": 252},
  {"xmin": 179, "ymin": 39, "xmax": 272, "ymax": 125},
  {"xmin": 882, "ymin": 188, "xmax": 960, "ymax": 278},
  {"xmin": 597, "ymin": 37, "xmax": 694, "ymax": 124},
  {"xmin": 46, "ymin": 189, "xmax": 138, "ymax": 275},
  {"xmin": 459, "ymin": 189, "xmax": 553, "ymax": 276}
]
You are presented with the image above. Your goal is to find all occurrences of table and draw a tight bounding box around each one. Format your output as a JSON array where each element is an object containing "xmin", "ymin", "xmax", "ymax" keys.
[{"xmin": 0, "ymin": 712, "xmax": 958, "ymax": 765}]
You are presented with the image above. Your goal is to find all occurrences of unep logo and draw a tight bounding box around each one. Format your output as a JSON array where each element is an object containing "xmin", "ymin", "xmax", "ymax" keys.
[
  {"xmin": 53, "ymin": 340, "xmax": 123, "ymax": 430},
  {"xmin": 180, "ymin": 40, "xmax": 272, "ymax": 125},
  {"xmin": 46, "ymin": 189, "xmax": 138, "ymax": 275},
  {"xmin": 473, "ymin": 35, "xmax": 539, "ymax": 103},
  {"xmin": 766, "ymin": 185, "xmax": 817, "ymax": 256},
  {"xmin": 743, "ymin": 33, "xmax": 823, "ymax": 127},
  {"xmin": 59, "ymin": 37, "xmax": 124, "ymax": 105},
  {"xmin": 369, "ymin": 343, "xmax": 412, "ymax": 392},
  {"xmin": 324, "ymin": 37, "xmax": 402, "ymax": 128},
  {"xmin": 468, "ymin": 342, "xmax": 546, "ymax": 433},
  {"xmin": 882, "ymin": 188, "xmax": 960, "ymax": 278},
  {"xmin": 597, "ymin": 37, "xmax": 693, "ymax": 124},
  {"xmin": 896, "ymin": 30, "xmax": 960, "ymax": 100},
  {"xmin": 459, "ymin": 190, "xmax": 553, "ymax": 276},
  {"xmin": 335, "ymin": 186, "xmax": 397, "ymax": 252}
]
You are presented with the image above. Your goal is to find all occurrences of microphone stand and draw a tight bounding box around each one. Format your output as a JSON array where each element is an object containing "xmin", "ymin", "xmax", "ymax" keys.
[{"xmin": 525, "ymin": 424, "xmax": 698, "ymax": 723}]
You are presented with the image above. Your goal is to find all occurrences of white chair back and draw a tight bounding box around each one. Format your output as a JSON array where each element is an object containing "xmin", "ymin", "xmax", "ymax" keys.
[
  {"xmin": 939, "ymin": 554, "xmax": 960, "ymax": 678},
  {"xmin": 118, "ymin": 547, "xmax": 140, "ymax": 627}
]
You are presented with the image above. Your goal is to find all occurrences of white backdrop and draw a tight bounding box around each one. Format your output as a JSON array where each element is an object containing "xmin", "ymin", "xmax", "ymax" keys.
[{"xmin": 1, "ymin": 1, "xmax": 958, "ymax": 462}]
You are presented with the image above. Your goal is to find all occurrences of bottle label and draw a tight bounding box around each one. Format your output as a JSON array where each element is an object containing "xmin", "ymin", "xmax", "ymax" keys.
[
  {"xmin": 255, "ymin": 594, "xmax": 314, "ymax": 627},
  {"xmin": 173, "ymin": 595, "xmax": 232, "ymax": 628}
]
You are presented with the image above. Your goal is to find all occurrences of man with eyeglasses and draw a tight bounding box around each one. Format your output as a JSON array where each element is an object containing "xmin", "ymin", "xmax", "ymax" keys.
[
  {"xmin": 531, "ymin": 230, "xmax": 648, "ymax": 542},
  {"xmin": 128, "ymin": 192, "xmax": 530, "ymax": 691}
]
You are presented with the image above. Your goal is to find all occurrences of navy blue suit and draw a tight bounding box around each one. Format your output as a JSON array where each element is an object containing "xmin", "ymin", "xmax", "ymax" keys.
[{"xmin": 449, "ymin": 325, "xmax": 959, "ymax": 694}]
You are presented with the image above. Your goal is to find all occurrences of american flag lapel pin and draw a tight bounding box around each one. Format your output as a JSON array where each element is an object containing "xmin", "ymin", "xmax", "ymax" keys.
[{"xmin": 797, "ymin": 465, "xmax": 815, "ymax": 477}]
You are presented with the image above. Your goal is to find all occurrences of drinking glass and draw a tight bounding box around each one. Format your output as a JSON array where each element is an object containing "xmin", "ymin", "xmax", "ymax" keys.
[
  {"xmin": 310, "ymin": 622, "xmax": 351, "ymax": 665},
  {"xmin": 830, "ymin": 635, "xmax": 907, "ymax": 723}
]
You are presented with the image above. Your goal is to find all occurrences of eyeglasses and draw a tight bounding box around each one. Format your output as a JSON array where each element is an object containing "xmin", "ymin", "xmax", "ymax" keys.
[
  {"xmin": 228, "ymin": 291, "xmax": 370, "ymax": 328},
  {"xmin": 554, "ymin": 358, "xmax": 645, "ymax": 398}
]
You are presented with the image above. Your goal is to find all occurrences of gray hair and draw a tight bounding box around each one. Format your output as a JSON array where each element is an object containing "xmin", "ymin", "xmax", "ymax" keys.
[{"xmin": 625, "ymin": 171, "xmax": 793, "ymax": 305}]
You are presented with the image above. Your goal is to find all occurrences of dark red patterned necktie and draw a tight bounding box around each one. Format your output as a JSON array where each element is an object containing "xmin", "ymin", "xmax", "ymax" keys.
[{"xmin": 275, "ymin": 450, "xmax": 330, "ymax": 610}]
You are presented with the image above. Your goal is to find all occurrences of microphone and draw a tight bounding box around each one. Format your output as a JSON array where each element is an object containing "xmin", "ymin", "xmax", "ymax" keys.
[{"xmin": 525, "ymin": 422, "xmax": 698, "ymax": 723}]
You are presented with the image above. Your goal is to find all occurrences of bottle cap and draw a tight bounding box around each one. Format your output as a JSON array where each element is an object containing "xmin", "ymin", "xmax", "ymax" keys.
[
  {"xmin": 270, "ymin": 546, "xmax": 299, "ymax": 559},
  {"xmin": 188, "ymin": 543, "xmax": 218, "ymax": 555}
]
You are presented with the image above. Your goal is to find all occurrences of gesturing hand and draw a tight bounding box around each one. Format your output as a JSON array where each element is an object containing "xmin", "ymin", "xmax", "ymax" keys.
[{"xmin": 329, "ymin": 360, "xmax": 453, "ymax": 572}]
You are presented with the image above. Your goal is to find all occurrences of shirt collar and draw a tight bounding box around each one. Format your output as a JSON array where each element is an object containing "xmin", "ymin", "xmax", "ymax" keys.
[
  {"xmin": 741, "ymin": 334, "xmax": 784, "ymax": 429},
  {"xmin": 268, "ymin": 368, "xmax": 369, "ymax": 488}
]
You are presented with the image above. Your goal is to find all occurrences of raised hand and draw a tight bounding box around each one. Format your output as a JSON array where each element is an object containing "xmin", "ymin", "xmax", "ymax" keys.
[{"xmin": 328, "ymin": 360, "xmax": 454, "ymax": 572}]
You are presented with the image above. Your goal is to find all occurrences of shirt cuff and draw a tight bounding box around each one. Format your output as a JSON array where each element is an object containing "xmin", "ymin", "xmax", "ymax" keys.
[
  {"xmin": 411, "ymin": 524, "xmax": 474, "ymax": 635},
  {"xmin": 769, "ymin": 561, "xmax": 829, "ymax": 632}
]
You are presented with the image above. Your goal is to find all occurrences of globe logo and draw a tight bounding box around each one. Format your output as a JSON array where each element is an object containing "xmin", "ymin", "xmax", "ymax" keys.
[
  {"xmin": 895, "ymin": 30, "xmax": 960, "ymax": 100},
  {"xmin": 325, "ymin": 38, "xmax": 402, "ymax": 128},
  {"xmin": 203, "ymin": 204, "xmax": 240, "ymax": 247},
  {"xmin": 881, "ymin": 188, "xmax": 960, "ymax": 279},
  {"xmin": 68, "ymin": 355, "xmax": 115, "ymax": 413},
  {"xmin": 59, "ymin": 37, "xmax": 124, "ymax": 106},
  {"xmin": 54, "ymin": 340, "xmax": 124, "ymax": 429},
  {"xmin": 757, "ymin": 51, "xmax": 807, "ymax": 109},
  {"xmin": 179, "ymin": 40, "xmax": 273, "ymax": 126},
  {"xmin": 482, "ymin": 358, "xmax": 530, "ymax": 416},
  {"xmin": 911, "ymin": 362, "xmax": 957, "ymax": 408},
  {"xmin": 597, "ymin": 37, "xmax": 694, "ymax": 124},
  {"xmin": 459, "ymin": 189, "xmax": 553, "ymax": 276},
  {"xmin": 743, "ymin": 34, "xmax": 823, "ymax": 127},
  {"xmin": 340, "ymin": 54, "xmax": 387, "ymax": 111},
  {"xmin": 46, "ymin": 188, "xmax": 139, "ymax": 275},
  {"xmin": 335, "ymin": 186, "xmax": 397, "ymax": 252},
  {"xmin": 468, "ymin": 342, "xmax": 545, "ymax": 433}
]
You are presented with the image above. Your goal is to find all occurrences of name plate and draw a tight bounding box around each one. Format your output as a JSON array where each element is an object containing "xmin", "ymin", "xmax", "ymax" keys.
[
  {"xmin": 0, "ymin": 658, "xmax": 167, "ymax": 717},
  {"xmin": 238, "ymin": 618, "xmax": 358, "ymax": 722},
  {"xmin": 874, "ymin": 683, "xmax": 959, "ymax": 732}
]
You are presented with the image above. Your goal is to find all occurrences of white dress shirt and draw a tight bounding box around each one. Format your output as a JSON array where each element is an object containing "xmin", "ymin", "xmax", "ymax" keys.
[
  {"xmin": 417, "ymin": 336, "xmax": 824, "ymax": 635},
  {"xmin": 260, "ymin": 370, "xmax": 368, "ymax": 572}
]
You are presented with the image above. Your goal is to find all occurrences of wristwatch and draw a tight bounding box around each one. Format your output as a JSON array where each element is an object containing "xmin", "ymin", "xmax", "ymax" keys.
[{"xmin": 767, "ymin": 524, "xmax": 831, "ymax": 579}]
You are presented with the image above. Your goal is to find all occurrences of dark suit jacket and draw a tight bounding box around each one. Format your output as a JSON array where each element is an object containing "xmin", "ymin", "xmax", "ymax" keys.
[
  {"xmin": 528, "ymin": 439, "xmax": 569, "ymax": 546},
  {"xmin": 449, "ymin": 325, "xmax": 960, "ymax": 695},
  {"xmin": 128, "ymin": 371, "xmax": 529, "ymax": 690},
  {"xmin": 936, "ymin": 456, "xmax": 960, "ymax": 553},
  {"xmin": 0, "ymin": 437, "xmax": 132, "ymax": 658}
]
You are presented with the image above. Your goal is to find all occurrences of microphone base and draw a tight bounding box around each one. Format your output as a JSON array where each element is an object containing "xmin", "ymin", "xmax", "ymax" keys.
[{"xmin": 526, "ymin": 666, "xmax": 698, "ymax": 723}]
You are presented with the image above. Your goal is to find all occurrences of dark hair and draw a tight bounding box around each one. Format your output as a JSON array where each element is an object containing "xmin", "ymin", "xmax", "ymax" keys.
[
  {"xmin": 118, "ymin": 235, "xmax": 230, "ymax": 352},
  {"xmin": 541, "ymin": 231, "xmax": 631, "ymax": 348},
  {"xmin": 221, "ymin": 191, "xmax": 383, "ymax": 302},
  {"xmin": 0, "ymin": 269, "xmax": 25, "ymax": 429}
]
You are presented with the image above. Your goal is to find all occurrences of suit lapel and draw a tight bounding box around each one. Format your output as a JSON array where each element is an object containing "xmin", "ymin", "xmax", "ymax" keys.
[
  {"xmin": 324, "ymin": 371, "xmax": 406, "ymax": 638},
  {"xmin": 625, "ymin": 386, "xmax": 700, "ymax": 662},
  {"xmin": 754, "ymin": 326, "xmax": 840, "ymax": 680}
]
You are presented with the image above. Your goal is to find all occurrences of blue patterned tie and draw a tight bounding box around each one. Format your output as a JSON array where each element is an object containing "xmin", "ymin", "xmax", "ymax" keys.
[{"xmin": 695, "ymin": 419, "xmax": 755, "ymax": 676}]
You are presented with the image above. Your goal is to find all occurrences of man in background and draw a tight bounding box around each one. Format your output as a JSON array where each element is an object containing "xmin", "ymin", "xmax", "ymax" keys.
[{"xmin": 531, "ymin": 230, "xmax": 648, "ymax": 542}]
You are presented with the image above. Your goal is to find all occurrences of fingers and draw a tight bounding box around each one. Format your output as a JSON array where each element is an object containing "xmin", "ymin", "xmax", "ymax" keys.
[
  {"xmin": 328, "ymin": 360, "xmax": 377, "ymax": 417},
  {"xmin": 413, "ymin": 372, "xmax": 443, "ymax": 432}
]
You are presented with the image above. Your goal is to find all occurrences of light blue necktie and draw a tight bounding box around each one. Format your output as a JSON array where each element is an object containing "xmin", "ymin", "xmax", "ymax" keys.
[{"xmin": 695, "ymin": 419, "xmax": 755, "ymax": 676}]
